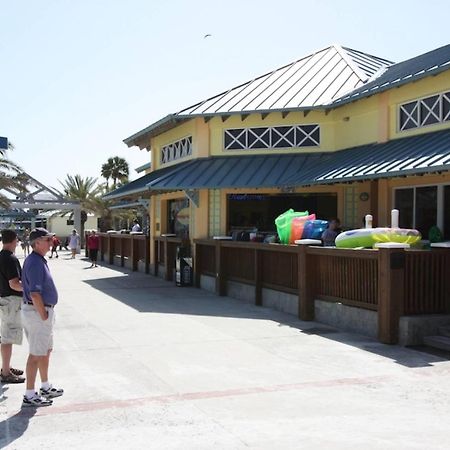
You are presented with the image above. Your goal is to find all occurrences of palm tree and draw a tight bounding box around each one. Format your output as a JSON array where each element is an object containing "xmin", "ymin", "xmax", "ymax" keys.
[
  {"xmin": 59, "ymin": 175, "xmax": 101, "ymax": 244},
  {"xmin": 101, "ymin": 162, "xmax": 112, "ymax": 189},
  {"xmin": 0, "ymin": 145, "xmax": 27, "ymax": 208},
  {"xmin": 101, "ymin": 157, "xmax": 129, "ymax": 189}
]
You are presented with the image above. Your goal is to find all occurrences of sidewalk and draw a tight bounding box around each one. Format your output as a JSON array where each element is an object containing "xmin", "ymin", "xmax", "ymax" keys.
[{"xmin": 1, "ymin": 252, "xmax": 450, "ymax": 449}]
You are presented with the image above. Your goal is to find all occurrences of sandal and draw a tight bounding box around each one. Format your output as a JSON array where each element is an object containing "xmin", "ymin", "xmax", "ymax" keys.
[
  {"xmin": 10, "ymin": 368, "xmax": 24, "ymax": 376},
  {"xmin": 0, "ymin": 371, "xmax": 25, "ymax": 384}
]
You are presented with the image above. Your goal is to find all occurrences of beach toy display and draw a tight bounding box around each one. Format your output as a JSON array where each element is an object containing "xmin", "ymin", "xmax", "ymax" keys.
[
  {"xmin": 290, "ymin": 214, "xmax": 316, "ymax": 243},
  {"xmin": 335, "ymin": 210, "xmax": 422, "ymax": 249},
  {"xmin": 275, "ymin": 209, "xmax": 309, "ymax": 244},
  {"xmin": 275, "ymin": 209, "xmax": 330, "ymax": 244},
  {"xmin": 302, "ymin": 219, "xmax": 329, "ymax": 240}
]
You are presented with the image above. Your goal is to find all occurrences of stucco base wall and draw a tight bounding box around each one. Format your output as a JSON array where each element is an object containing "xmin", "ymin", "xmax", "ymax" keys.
[
  {"xmin": 200, "ymin": 274, "xmax": 216, "ymax": 293},
  {"xmin": 227, "ymin": 281, "xmax": 254, "ymax": 304},
  {"xmin": 158, "ymin": 264, "xmax": 166, "ymax": 279},
  {"xmin": 314, "ymin": 299, "xmax": 378, "ymax": 339},
  {"xmin": 262, "ymin": 288, "xmax": 298, "ymax": 316},
  {"xmin": 398, "ymin": 315, "xmax": 450, "ymax": 346}
]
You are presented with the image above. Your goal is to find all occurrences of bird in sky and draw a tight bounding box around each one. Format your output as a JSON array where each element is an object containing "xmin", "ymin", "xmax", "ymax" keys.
[{"xmin": 203, "ymin": 34, "xmax": 212, "ymax": 39}]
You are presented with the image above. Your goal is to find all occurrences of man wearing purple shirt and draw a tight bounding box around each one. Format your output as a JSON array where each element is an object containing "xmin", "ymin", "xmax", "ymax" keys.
[{"xmin": 21, "ymin": 228, "xmax": 64, "ymax": 407}]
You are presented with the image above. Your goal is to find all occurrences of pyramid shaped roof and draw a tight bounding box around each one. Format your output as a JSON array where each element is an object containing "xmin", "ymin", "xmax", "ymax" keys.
[{"xmin": 176, "ymin": 45, "xmax": 393, "ymax": 115}]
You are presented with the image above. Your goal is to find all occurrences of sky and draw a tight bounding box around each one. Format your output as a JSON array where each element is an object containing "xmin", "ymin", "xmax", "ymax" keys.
[{"xmin": 0, "ymin": 0, "xmax": 449, "ymax": 191}]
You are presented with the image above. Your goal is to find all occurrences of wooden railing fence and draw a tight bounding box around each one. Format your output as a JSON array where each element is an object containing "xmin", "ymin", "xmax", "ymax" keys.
[
  {"xmin": 194, "ymin": 239, "xmax": 450, "ymax": 345},
  {"xmin": 91, "ymin": 233, "xmax": 450, "ymax": 345},
  {"xmin": 153, "ymin": 236, "xmax": 183, "ymax": 281},
  {"xmin": 96, "ymin": 233, "xmax": 150, "ymax": 273}
]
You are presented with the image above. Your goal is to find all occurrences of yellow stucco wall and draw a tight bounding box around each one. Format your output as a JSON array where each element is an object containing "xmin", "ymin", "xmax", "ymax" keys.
[
  {"xmin": 150, "ymin": 118, "xmax": 210, "ymax": 171},
  {"xmin": 139, "ymin": 71, "xmax": 450, "ymax": 174},
  {"xmin": 208, "ymin": 110, "xmax": 335, "ymax": 154},
  {"xmin": 135, "ymin": 68, "xmax": 450, "ymax": 243},
  {"xmin": 388, "ymin": 71, "xmax": 450, "ymax": 139}
]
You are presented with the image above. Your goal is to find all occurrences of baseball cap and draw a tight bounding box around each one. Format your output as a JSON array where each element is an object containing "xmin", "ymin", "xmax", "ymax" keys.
[{"xmin": 29, "ymin": 227, "xmax": 53, "ymax": 242}]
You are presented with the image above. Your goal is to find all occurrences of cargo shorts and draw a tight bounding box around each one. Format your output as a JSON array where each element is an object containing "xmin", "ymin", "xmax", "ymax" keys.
[
  {"xmin": 21, "ymin": 304, "xmax": 54, "ymax": 356},
  {"xmin": 0, "ymin": 296, "xmax": 23, "ymax": 345}
]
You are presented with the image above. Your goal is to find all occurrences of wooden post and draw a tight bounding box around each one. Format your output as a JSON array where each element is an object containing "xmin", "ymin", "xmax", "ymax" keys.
[
  {"xmin": 254, "ymin": 249, "xmax": 262, "ymax": 306},
  {"xmin": 120, "ymin": 237, "xmax": 125, "ymax": 267},
  {"xmin": 145, "ymin": 236, "xmax": 150, "ymax": 274},
  {"xmin": 298, "ymin": 245, "xmax": 314, "ymax": 320},
  {"xmin": 163, "ymin": 239, "xmax": 170, "ymax": 281},
  {"xmin": 215, "ymin": 240, "xmax": 226, "ymax": 296},
  {"xmin": 377, "ymin": 247, "xmax": 405, "ymax": 344},
  {"xmin": 194, "ymin": 243, "xmax": 201, "ymax": 288},
  {"xmin": 100, "ymin": 235, "xmax": 104, "ymax": 262},
  {"xmin": 131, "ymin": 235, "xmax": 137, "ymax": 271},
  {"xmin": 153, "ymin": 239, "xmax": 159, "ymax": 276},
  {"xmin": 108, "ymin": 235, "xmax": 114, "ymax": 265}
]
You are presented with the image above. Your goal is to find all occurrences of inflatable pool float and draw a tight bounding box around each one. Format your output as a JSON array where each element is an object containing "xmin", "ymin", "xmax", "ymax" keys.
[
  {"xmin": 275, "ymin": 209, "xmax": 309, "ymax": 244},
  {"xmin": 302, "ymin": 219, "xmax": 329, "ymax": 240},
  {"xmin": 335, "ymin": 227, "xmax": 421, "ymax": 249}
]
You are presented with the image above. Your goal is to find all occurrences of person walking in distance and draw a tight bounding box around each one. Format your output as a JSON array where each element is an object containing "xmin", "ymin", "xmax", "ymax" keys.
[
  {"xmin": 68, "ymin": 229, "xmax": 80, "ymax": 259},
  {"xmin": 0, "ymin": 229, "xmax": 25, "ymax": 384},
  {"xmin": 87, "ymin": 230, "xmax": 99, "ymax": 268},
  {"xmin": 131, "ymin": 219, "xmax": 141, "ymax": 232},
  {"xmin": 22, "ymin": 229, "xmax": 30, "ymax": 257},
  {"xmin": 49, "ymin": 235, "xmax": 60, "ymax": 259},
  {"xmin": 21, "ymin": 228, "xmax": 63, "ymax": 407}
]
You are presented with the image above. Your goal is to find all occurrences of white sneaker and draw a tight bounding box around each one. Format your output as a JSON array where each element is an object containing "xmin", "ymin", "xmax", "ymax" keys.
[
  {"xmin": 40, "ymin": 385, "xmax": 64, "ymax": 399},
  {"xmin": 22, "ymin": 393, "xmax": 53, "ymax": 407}
]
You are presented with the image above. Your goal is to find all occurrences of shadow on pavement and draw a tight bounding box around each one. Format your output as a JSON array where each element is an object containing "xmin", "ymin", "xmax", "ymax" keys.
[
  {"xmin": 0, "ymin": 408, "xmax": 37, "ymax": 448},
  {"xmin": 83, "ymin": 269, "xmax": 449, "ymax": 369}
]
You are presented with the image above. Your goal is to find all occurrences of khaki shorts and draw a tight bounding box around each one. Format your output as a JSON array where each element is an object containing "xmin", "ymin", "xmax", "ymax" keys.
[
  {"xmin": 21, "ymin": 304, "xmax": 55, "ymax": 356},
  {"xmin": 0, "ymin": 296, "xmax": 23, "ymax": 345}
]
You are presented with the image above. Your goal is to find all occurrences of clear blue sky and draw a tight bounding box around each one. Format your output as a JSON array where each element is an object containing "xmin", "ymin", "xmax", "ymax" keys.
[{"xmin": 1, "ymin": 0, "xmax": 448, "ymax": 189}]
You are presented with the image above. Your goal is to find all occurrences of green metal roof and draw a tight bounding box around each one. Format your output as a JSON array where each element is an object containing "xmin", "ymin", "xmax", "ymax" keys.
[
  {"xmin": 146, "ymin": 129, "xmax": 450, "ymax": 191},
  {"xmin": 332, "ymin": 44, "xmax": 450, "ymax": 107},
  {"xmin": 103, "ymin": 162, "xmax": 191, "ymax": 200},
  {"xmin": 297, "ymin": 128, "xmax": 450, "ymax": 185},
  {"xmin": 146, "ymin": 153, "xmax": 330, "ymax": 191},
  {"xmin": 112, "ymin": 128, "xmax": 450, "ymax": 200}
]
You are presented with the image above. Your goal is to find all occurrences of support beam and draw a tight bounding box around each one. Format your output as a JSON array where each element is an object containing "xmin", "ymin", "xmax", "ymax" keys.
[{"xmin": 185, "ymin": 189, "xmax": 200, "ymax": 208}]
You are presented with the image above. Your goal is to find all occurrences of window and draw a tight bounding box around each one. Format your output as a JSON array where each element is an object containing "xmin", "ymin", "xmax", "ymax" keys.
[
  {"xmin": 395, "ymin": 188, "xmax": 414, "ymax": 229},
  {"xmin": 167, "ymin": 198, "xmax": 190, "ymax": 238},
  {"xmin": 224, "ymin": 125, "xmax": 320, "ymax": 150},
  {"xmin": 227, "ymin": 193, "xmax": 337, "ymax": 232},
  {"xmin": 161, "ymin": 136, "xmax": 192, "ymax": 164},
  {"xmin": 394, "ymin": 185, "xmax": 448, "ymax": 238},
  {"xmin": 399, "ymin": 91, "xmax": 450, "ymax": 131},
  {"xmin": 444, "ymin": 186, "xmax": 450, "ymax": 240},
  {"xmin": 415, "ymin": 186, "xmax": 437, "ymax": 237}
]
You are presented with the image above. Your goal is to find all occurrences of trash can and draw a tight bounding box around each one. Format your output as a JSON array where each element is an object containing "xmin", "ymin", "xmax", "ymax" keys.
[{"xmin": 175, "ymin": 246, "xmax": 193, "ymax": 286}]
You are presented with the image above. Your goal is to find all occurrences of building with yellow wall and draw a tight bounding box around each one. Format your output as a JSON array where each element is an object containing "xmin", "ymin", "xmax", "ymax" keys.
[{"xmin": 105, "ymin": 44, "xmax": 450, "ymax": 268}]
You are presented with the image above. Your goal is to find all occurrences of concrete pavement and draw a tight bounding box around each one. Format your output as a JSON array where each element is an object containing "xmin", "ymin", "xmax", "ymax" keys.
[{"xmin": 1, "ymin": 251, "xmax": 450, "ymax": 449}]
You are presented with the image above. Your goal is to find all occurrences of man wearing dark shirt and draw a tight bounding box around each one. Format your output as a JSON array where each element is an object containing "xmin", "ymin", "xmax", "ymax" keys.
[
  {"xmin": 0, "ymin": 229, "xmax": 25, "ymax": 383},
  {"xmin": 21, "ymin": 228, "xmax": 63, "ymax": 407}
]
